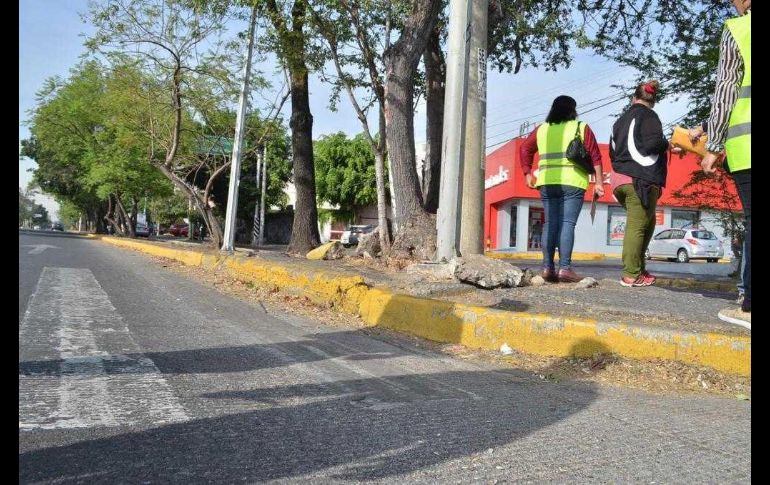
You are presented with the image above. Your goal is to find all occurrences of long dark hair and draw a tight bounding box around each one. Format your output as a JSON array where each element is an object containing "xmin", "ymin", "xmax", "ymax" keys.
[{"xmin": 545, "ymin": 95, "xmax": 578, "ymax": 124}]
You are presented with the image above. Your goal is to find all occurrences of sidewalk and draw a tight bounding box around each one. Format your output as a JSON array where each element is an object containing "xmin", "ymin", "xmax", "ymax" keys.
[{"xmin": 99, "ymin": 236, "xmax": 751, "ymax": 376}]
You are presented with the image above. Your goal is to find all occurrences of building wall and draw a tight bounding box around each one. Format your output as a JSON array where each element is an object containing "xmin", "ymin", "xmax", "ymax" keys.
[{"xmin": 493, "ymin": 199, "xmax": 736, "ymax": 259}]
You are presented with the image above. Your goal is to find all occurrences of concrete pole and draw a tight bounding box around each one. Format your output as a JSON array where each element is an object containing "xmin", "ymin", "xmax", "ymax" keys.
[
  {"xmin": 221, "ymin": 6, "xmax": 257, "ymax": 252},
  {"xmin": 436, "ymin": 0, "xmax": 472, "ymax": 262},
  {"xmin": 251, "ymin": 149, "xmax": 262, "ymax": 247},
  {"xmin": 259, "ymin": 145, "xmax": 267, "ymax": 246},
  {"xmin": 459, "ymin": 0, "xmax": 487, "ymax": 256}
]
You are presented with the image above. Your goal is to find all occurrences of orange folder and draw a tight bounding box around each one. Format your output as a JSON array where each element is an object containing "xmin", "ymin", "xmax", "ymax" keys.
[{"xmin": 671, "ymin": 126, "xmax": 707, "ymax": 157}]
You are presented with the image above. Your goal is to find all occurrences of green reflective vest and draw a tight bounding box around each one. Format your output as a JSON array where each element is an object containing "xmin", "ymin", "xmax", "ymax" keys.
[
  {"xmin": 535, "ymin": 120, "xmax": 589, "ymax": 190},
  {"xmin": 725, "ymin": 11, "xmax": 751, "ymax": 172}
]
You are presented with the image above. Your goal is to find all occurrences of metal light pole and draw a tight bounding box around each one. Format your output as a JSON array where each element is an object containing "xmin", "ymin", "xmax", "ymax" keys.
[
  {"xmin": 436, "ymin": 0, "xmax": 472, "ymax": 262},
  {"xmin": 221, "ymin": 5, "xmax": 258, "ymax": 252},
  {"xmin": 459, "ymin": 0, "xmax": 488, "ymax": 255}
]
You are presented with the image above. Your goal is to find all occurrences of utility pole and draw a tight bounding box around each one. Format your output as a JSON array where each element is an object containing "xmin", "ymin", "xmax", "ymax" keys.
[
  {"xmin": 259, "ymin": 144, "xmax": 268, "ymax": 246},
  {"xmin": 459, "ymin": 0, "xmax": 487, "ymax": 256},
  {"xmin": 221, "ymin": 5, "xmax": 257, "ymax": 252},
  {"xmin": 188, "ymin": 199, "xmax": 194, "ymax": 241},
  {"xmin": 251, "ymin": 148, "xmax": 263, "ymax": 247},
  {"xmin": 436, "ymin": 0, "xmax": 472, "ymax": 262}
]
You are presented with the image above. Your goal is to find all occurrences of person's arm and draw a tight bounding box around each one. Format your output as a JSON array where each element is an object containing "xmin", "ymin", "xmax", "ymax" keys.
[
  {"xmin": 705, "ymin": 28, "xmax": 742, "ymax": 154},
  {"xmin": 582, "ymin": 124, "xmax": 604, "ymax": 196},
  {"xmin": 638, "ymin": 112, "xmax": 669, "ymax": 155},
  {"xmin": 519, "ymin": 126, "xmax": 539, "ymax": 188}
]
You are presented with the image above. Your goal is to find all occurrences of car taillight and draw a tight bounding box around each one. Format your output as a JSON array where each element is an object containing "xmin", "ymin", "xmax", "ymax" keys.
[{"xmin": 686, "ymin": 238, "xmax": 699, "ymax": 245}]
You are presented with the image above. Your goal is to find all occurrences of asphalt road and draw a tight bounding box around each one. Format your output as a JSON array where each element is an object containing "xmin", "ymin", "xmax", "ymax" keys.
[{"xmin": 19, "ymin": 232, "xmax": 751, "ymax": 483}]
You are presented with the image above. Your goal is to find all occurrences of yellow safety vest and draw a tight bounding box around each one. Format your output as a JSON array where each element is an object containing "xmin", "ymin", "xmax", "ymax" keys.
[
  {"xmin": 724, "ymin": 11, "xmax": 751, "ymax": 171},
  {"xmin": 535, "ymin": 120, "xmax": 590, "ymax": 190}
]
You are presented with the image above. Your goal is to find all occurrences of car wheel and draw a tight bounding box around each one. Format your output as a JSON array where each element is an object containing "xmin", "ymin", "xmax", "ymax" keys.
[{"xmin": 677, "ymin": 249, "xmax": 689, "ymax": 263}]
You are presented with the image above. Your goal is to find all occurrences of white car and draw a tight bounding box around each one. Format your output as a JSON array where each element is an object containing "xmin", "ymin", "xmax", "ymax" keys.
[
  {"xmin": 340, "ymin": 225, "xmax": 374, "ymax": 248},
  {"xmin": 646, "ymin": 228, "xmax": 724, "ymax": 263}
]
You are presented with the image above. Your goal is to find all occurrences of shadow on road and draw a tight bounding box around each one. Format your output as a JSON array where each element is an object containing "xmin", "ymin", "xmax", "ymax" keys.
[{"xmin": 19, "ymin": 366, "xmax": 598, "ymax": 482}]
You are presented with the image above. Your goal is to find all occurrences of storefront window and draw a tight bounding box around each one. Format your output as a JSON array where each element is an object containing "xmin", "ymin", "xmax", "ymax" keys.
[
  {"xmin": 672, "ymin": 209, "xmax": 700, "ymax": 229},
  {"xmin": 528, "ymin": 208, "xmax": 544, "ymax": 250},
  {"xmin": 607, "ymin": 206, "xmax": 627, "ymax": 246},
  {"xmin": 508, "ymin": 205, "xmax": 518, "ymax": 247}
]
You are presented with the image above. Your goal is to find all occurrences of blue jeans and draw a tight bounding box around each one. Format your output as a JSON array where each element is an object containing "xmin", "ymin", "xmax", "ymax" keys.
[
  {"xmin": 737, "ymin": 239, "xmax": 746, "ymax": 294},
  {"xmin": 539, "ymin": 185, "xmax": 586, "ymax": 270}
]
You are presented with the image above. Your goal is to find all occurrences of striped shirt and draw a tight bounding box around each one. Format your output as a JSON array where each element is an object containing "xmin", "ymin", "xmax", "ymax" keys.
[{"xmin": 705, "ymin": 17, "xmax": 746, "ymax": 153}]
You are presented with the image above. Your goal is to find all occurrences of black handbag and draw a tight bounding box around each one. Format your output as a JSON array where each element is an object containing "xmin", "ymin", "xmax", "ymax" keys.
[{"xmin": 566, "ymin": 122, "xmax": 596, "ymax": 174}]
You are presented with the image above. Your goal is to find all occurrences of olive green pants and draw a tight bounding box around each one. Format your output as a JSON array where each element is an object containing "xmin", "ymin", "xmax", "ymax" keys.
[{"xmin": 613, "ymin": 184, "xmax": 660, "ymax": 279}]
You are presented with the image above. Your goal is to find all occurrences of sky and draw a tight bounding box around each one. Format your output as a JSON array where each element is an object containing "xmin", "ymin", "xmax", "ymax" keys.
[{"xmin": 19, "ymin": 0, "xmax": 693, "ymax": 221}]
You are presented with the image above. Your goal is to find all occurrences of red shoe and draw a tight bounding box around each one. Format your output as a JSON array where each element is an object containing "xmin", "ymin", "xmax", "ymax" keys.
[
  {"xmin": 641, "ymin": 270, "xmax": 657, "ymax": 284},
  {"xmin": 620, "ymin": 273, "xmax": 655, "ymax": 287}
]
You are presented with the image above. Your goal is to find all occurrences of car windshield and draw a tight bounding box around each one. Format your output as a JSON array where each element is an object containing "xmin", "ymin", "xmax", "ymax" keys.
[
  {"xmin": 350, "ymin": 226, "xmax": 370, "ymax": 233},
  {"xmin": 691, "ymin": 230, "xmax": 716, "ymax": 240}
]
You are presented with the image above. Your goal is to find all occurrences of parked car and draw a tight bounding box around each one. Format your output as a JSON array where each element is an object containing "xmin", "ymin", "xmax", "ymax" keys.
[
  {"xmin": 169, "ymin": 223, "xmax": 189, "ymax": 237},
  {"xmin": 646, "ymin": 228, "xmax": 724, "ymax": 263},
  {"xmin": 51, "ymin": 222, "xmax": 64, "ymax": 231},
  {"xmin": 135, "ymin": 222, "xmax": 151, "ymax": 237},
  {"xmin": 340, "ymin": 224, "xmax": 375, "ymax": 248}
]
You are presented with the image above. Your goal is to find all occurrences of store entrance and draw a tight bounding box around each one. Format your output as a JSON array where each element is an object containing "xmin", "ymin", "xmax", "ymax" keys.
[{"xmin": 528, "ymin": 207, "xmax": 544, "ymax": 251}]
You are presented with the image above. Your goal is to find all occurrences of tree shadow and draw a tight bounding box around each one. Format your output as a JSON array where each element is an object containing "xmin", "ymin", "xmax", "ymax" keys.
[{"xmin": 18, "ymin": 332, "xmax": 406, "ymax": 377}]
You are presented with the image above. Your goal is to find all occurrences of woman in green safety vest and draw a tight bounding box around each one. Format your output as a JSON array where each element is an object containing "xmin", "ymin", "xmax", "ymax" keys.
[{"xmin": 519, "ymin": 95, "xmax": 605, "ymax": 283}]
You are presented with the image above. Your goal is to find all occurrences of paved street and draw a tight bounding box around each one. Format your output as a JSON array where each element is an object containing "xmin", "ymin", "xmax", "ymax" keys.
[{"xmin": 19, "ymin": 232, "xmax": 750, "ymax": 483}]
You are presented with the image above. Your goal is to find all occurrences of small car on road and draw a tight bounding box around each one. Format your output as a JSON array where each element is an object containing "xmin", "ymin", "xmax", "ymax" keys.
[{"xmin": 646, "ymin": 227, "xmax": 724, "ymax": 263}]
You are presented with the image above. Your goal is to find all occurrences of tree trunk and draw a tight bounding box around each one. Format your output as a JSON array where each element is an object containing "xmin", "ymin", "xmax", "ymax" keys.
[
  {"xmin": 422, "ymin": 25, "xmax": 445, "ymax": 214},
  {"xmin": 104, "ymin": 194, "xmax": 121, "ymax": 234},
  {"xmin": 382, "ymin": 0, "xmax": 441, "ymax": 260},
  {"xmin": 286, "ymin": 62, "xmax": 321, "ymax": 254},
  {"xmin": 374, "ymin": 108, "xmax": 391, "ymax": 251},
  {"xmin": 115, "ymin": 195, "xmax": 135, "ymax": 238}
]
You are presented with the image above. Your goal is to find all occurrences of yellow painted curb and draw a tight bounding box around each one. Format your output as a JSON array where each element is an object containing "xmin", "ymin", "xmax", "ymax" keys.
[{"xmin": 102, "ymin": 237, "xmax": 750, "ymax": 377}]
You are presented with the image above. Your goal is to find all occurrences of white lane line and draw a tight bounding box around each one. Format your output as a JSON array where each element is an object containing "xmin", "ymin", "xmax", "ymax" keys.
[{"xmin": 19, "ymin": 267, "xmax": 189, "ymax": 430}]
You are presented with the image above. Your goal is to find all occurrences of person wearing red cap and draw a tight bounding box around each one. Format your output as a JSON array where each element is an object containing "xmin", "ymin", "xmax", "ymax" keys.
[{"xmin": 609, "ymin": 80, "xmax": 670, "ymax": 287}]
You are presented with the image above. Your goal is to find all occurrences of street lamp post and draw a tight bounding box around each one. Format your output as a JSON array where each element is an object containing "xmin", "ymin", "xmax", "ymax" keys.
[{"xmin": 221, "ymin": 6, "xmax": 258, "ymax": 252}]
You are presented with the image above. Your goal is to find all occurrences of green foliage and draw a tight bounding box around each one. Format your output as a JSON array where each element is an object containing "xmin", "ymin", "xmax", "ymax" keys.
[
  {"xmin": 19, "ymin": 188, "xmax": 35, "ymax": 226},
  {"xmin": 23, "ymin": 61, "xmax": 172, "ymax": 216},
  {"xmin": 314, "ymin": 132, "xmax": 381, "ymax": 213}
]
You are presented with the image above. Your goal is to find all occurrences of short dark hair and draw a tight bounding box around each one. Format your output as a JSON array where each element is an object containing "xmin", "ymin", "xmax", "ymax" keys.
[{"xmin": 545, "ymin": 95, "xmax": 578, "ymax": 124}]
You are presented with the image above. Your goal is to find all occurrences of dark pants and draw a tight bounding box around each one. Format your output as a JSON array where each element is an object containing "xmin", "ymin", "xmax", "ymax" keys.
[
  {"xmin": 732, "ymin": 169, "xmax": 750, "ymax": 311},
  {"xmin": 539, "ymin": 185, "xmax": 585, "ymax": 270}
]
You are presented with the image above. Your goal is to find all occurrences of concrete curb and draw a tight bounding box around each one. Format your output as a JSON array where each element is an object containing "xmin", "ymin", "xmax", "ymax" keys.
[
  {"xmin": 101, "ymin": 237, "xmax": 750, "ymax": 377},
  {"xmin": 485, "ymin": 251, "xmax": 618, "ymax": 261}
]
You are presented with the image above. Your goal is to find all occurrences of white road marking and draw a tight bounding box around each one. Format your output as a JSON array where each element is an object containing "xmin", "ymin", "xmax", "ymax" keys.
[
  {"xmin": 19, "ymin": 267, "xmax": 189, "ymax": 430},
  {"xmin": 22, "ymin": 244, "xmax": 59, "ymax": 254}
]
